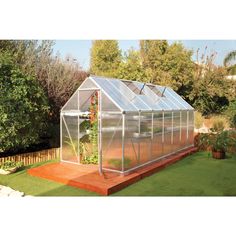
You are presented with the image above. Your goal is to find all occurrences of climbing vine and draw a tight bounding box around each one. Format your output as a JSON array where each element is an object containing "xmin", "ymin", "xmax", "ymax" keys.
[{"xmin": 81, "ymin": 91, "xmax": 99, "ymax": 164}]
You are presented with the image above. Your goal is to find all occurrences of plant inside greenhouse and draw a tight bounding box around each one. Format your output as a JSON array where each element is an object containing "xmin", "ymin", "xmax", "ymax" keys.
[{"xmin": 60, "ymin": 76, "xmax": 194, "ymax": 175}]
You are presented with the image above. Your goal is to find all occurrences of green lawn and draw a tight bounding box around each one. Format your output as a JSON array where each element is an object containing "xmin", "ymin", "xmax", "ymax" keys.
[
  {"xmin": 0, "ymin": 151, "xmax": 235, "ymax": 196},
  {"xmin": 0, "ymin": 160, "xmax": 98, "ymax": 196}
]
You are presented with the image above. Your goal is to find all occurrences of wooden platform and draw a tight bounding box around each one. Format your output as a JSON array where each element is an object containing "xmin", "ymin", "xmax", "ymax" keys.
[{"xmin": 28, "ymin": 147, "xmax": 198, "ymax": 195}]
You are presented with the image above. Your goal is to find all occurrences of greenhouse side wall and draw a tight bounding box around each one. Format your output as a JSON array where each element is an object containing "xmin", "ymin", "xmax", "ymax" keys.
[
  {"xmin": 119, "ymin": 110, "xmax": 194, "ymax": 174},
  {"xmin": 123, "ymin": 112, "xmax": 140, "ymax": 171}
]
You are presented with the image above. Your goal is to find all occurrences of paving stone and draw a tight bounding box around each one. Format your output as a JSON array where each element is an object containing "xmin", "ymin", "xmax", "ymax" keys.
[{"xmin": 0, "ymin": 185, "xmax": 25, "ymax": 197}]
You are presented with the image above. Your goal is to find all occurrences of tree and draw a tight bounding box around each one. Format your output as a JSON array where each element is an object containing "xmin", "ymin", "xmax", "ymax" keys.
[
  {"xmin": 90, "ymin": 40, "xmax": 121, "ymax": 77},
  {"xmin": 117, "ymin": 49, "xmax": 147, "ymax": 82},
  {"xmin": 1, "ymin": 40, "xmax": 88, "ymax": 149},
  {"xmin": 0, "ymin": 40, "xmax": 18, "ymax": 51},
  {"xmin": 223, "ymin": 50, "xmax": 236, "ymax": 75},
  {"xmin": 161, "ymin": 43, "xmax": 194, "ymax": 97},
  {"xmin": 139, "ymin": 40, "xmax": 194, "ymax": 99},
  {"xmin": 189, "ymin": 52, "xmax": 230, "ymax": 115},
  {"xmin": 140, "ymin": 40, "xmax": 168, "ymax": 83},
  {"xmin": 0, "ymin": 51, "xmax": 49, "ymax": 153},
  {"xmin": 224, "ymin": 50, "xmax": 236, "ymax": 66},
  {"xmin": 3, "ymin": 40, "xmax": 88, "ymax": 123}
]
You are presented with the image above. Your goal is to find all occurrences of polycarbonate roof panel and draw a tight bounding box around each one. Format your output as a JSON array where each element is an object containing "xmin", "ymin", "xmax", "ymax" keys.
[
  {"xmin": 165, "ymin": 87, "xmax": 193, "ymax": 110},
  {"xmin": 134, "ymin": 81, "xmax": 181, "ymax": 110},
  {"xmin": 107, "ymin": 79, "xmax": 151, "ymax": 111},
  {"xmin": 163, "ymin": 88, "xmax": 187, "ymax": 110},
  {"xmin": 138, "ymin": 95, "xmax": 164, "ymax": 111},
  {"xmin": 76, "ymin": 76, "xmax": 194, "ymax": 112},
  {"xmin": 90, "ymin": 76, "xmax": 138, "ymax": 111}
]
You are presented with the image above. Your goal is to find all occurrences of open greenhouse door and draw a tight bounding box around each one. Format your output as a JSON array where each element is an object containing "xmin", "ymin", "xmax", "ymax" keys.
[
  {"xmin": 78, "ymin": 89, "xmax": 102, "ymax": 174},
  {"xmin": 61, "ymin": 89, "xmax": 80, "ymax": 164}
]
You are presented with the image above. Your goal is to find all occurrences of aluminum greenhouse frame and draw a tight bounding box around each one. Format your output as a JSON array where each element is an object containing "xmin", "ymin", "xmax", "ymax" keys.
[{"xmin": 60, "ymin": 76, "xmax": 194, "ymax": 175}]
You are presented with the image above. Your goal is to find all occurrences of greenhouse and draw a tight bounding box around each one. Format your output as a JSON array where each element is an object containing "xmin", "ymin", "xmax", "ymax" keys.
[{"xmin": 60, "ymin": 76, "xmax": 194, "ymax": 174}]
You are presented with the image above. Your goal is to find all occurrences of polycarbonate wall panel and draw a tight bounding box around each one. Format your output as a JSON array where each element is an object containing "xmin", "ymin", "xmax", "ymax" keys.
[
  {"xmin": 79, "ymin": 77, "xmax": 98, "ymax": 89},
  {"xmin": 188, "ymin": 110, "xmax": 194, "ymax": 146},
  {"xmin": 180, "ymin": 111, "xmax": 188, "ymax": 149},
  {"xmin": 189, "ymin": 110, "xmax": 194, "ymax": 126},
  {"xmin": 101, "ymin": 113, "xmax": 123, "ymax": 171},
  {"xmin": 138, "ymin": 112, "xmax": 152, "ymax": 165},
  {"xmin": 152, "ymin": 112, "xmax": 163, "ymax": 159},
  {"xmin": 61, "ymin": 115, "xmax": 79, "ymax": 163},
  {"xmin": 78, "ymin": 90, "xmax": 96, "ymax": 112},
  {"xmin": 172, "ymin": 111, "xmax": 181, "ymax": 152},
  {"xmin": 62, "ymin": 90, "xmax": 79, "ymax": 111},
  {"xmin": 124, "ymin": 113, "xmax": 140, "ymax": 170},
  {"xmin": 163, "ymin": 112, "xmax": 172, "ymax": 155}
]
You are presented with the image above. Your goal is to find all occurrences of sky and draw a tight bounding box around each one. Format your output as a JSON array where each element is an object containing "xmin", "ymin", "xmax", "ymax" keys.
[{"xmin": 53, "ymin": 40, "xmax": 236, "ymax": 70}]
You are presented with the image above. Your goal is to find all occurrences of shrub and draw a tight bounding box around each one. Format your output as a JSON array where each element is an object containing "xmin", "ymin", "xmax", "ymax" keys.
[
  {"xmin": 0, "ymin": 52, "xmax": 49, "ymax": 153},
  {"xmin": 199, "ymin": 130, "xmax": 236, "ymax": 153},
  {"xmin": 0, "ymin": 161, "xmax": 23, "ymax": 171},
  {"xmin": 194, "ymin": 111, "xmax": 204, "ymax": 129},
  {"xmin": 212, "ymin": 119, "xmax": 225, "ymax": 132},
  {"xmin": 225, "ymin": 100, "xmax": 236, "ymax": 128},
  {"xmin": 211, "ymin": 116, "xmax": 229, "ymax": 131},
  {"xmin": 227, "ymin": 130, "xmax": 236, "ymax": 153},
  {"xmin": 194, "ymin": 133, "xmax": 210, "ymax": 151}
]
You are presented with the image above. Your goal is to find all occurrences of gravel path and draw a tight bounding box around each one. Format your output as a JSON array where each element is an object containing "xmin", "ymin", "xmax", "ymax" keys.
[{"xmin": 0, "ymin": 185, "xmax": 25, "ymax": 197}]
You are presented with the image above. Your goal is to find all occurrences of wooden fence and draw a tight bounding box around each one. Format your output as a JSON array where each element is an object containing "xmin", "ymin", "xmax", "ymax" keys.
[{"xmin": 0, "ymin": 148, "xmax": 60, "ymax": 166}]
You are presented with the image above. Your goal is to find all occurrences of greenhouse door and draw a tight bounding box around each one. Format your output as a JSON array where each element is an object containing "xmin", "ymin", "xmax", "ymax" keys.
[{"xmin": 78, "ymin": 89, "xmax": 102, "ymax": 173}]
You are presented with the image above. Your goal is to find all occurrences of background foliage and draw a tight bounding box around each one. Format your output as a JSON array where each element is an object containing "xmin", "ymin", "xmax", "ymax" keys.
[
  {"xmin": 0, "ymin": 51, "xmax": 49, "ymax": 153},
  {"xmin": 1, "ymin": 40, "xmax": 235, "ymax": 155},
  {"xmin": 90, "ymin": 40, "xmax": 235, "ymax": 116},
  {"xmin": 0, "ymin": 40, "xmax": 88, "ymax": 154}
]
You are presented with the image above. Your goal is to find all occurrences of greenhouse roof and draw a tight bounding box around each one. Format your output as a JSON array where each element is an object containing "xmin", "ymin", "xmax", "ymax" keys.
[{"xmin": 77, "ymin": 76, "xmax": 194, "ymax": 112}]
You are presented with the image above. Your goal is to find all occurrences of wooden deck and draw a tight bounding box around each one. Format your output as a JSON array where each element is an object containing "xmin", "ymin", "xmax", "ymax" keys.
[{"xmin": 28, "ymin": 147, "xmax": 198, "ymax": 195}]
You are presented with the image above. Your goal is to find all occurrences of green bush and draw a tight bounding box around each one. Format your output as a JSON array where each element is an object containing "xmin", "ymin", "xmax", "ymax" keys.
[
  {"xmin": 0, "ymin": 52, "xmax": 49, "ymax": 153},
  {"xmin": 225, "ymin": 100, "xmax": 236, "ymax": 128},
  {"xmin": 0, "ymin": 160, "xmax": 23, "ymax": 171},
  {"xmin": 226, "ymin": 130, "xmax": 236, "ymax": 153},
  {"xmin": 199, "ymin": 130, "xmax": 236, "ymax": 152}
]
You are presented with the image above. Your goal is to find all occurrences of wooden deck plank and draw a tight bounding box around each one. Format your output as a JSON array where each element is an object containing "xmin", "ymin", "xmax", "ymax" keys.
[{"xmin": 28, "ymin": 147, "xmax": 198, "ymax": 195}]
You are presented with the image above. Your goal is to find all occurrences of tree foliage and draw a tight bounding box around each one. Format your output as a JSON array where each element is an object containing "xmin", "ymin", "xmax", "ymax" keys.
[
  {"xmin": 0, "ymin": 52, "xmax": 49, "ymax": 153},
  {"xmin": 1, "ymin": 40, "xmax": 88, "ymax": 122},
  {"xmin": 224, "ymin": 50, "xmax": 236, "ymax": 66},
  {"xmin": 90, "ymin": 40, "xmax": 121, "ymax": 77},
  {"xmin": 139, "ymin": 40, "xmax": 194, "ymax": 98},
  {"xmin": 189, "ymin": 52, "xmax": 231, "ymax": 115},
  {"xmin": 117, "ymin": 49, "xmax": 147, "ymax": 82},
  {"xmin": 0, "ymin": 40, "xmax": 88, "ymax": 151},
  {"xmin": 223, "ymin": 50, "xmax": 236, "ymax": 75}
]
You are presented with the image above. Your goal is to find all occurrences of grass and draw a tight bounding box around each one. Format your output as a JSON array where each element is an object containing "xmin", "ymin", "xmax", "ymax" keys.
[
  {"xmin": 0, "ymin": 160, "xmax": 98, "ymax": 196},
  {"xmin": 0, "ymin": 151, "xmax": 236, "ymax": 196},
  {"xmin": 114, "ymin": 151, "xmax": 236, "ymax": 196}
]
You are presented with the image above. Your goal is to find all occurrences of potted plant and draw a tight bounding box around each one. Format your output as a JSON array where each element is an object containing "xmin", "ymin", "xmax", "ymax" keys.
[
  {"xmin": 200, "ymin": 130, "xmax": 235, "ymax": 159},
  {"xmin": 0, "ymin": 161, "xmax": 23, "ymax": 175}
]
